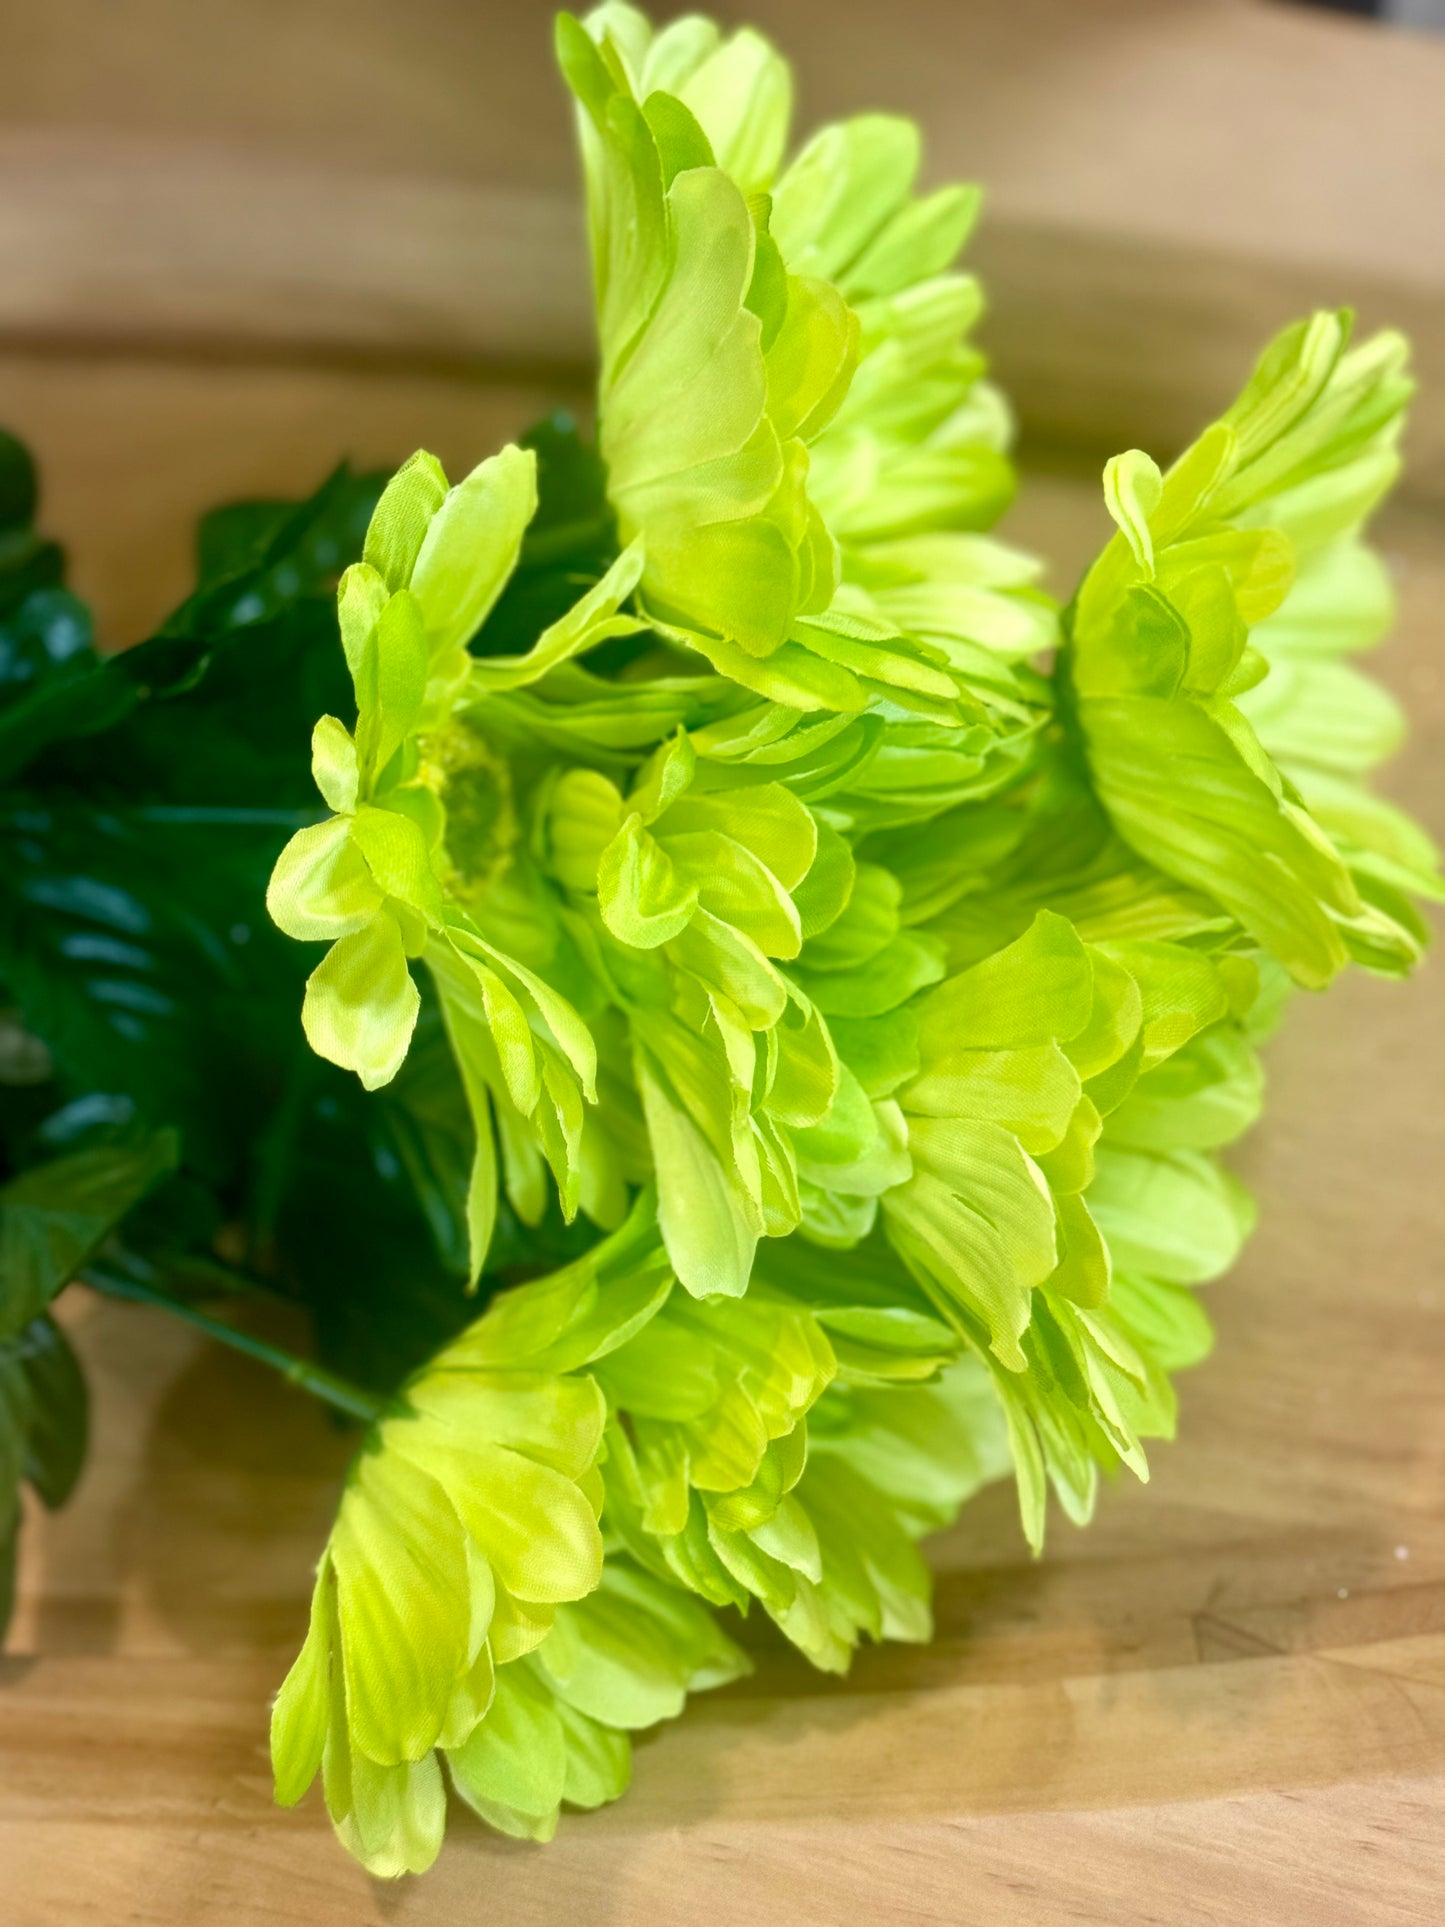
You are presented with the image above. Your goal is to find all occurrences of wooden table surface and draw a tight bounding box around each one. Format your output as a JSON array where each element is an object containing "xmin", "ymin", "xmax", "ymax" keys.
[{"xmin": 3, "ymin": 4, "xmax": 1444, "ymax": 1921}]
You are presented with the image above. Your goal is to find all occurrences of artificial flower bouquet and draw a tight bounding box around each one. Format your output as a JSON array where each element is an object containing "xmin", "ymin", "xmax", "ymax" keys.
[{"xmin": 0, "ymin": 3, "xmax": 1436, "ymax": 1877}]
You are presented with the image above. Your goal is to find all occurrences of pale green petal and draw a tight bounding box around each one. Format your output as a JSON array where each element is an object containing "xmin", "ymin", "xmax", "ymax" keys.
[
  {"xmin": 302, "ymin": 916, "xmax": 420, "ymax": 1091},
  {"xmin": 333, "ymin": 1749, "xmax": 447, "ymax": 1879},
  {"xmin": 353, "ymin": 589, "xmax": 429, "ymax": 787},
  {"xmin": 270, "ymin": 1567, "xmax": 333, "ymax": 1807},
  {"xmin": 363, "ymin": 449, "xmax": 450, "ymax": 592},
  {"xmin": 598, "ymin": 815, "xmax": 698, "ymax": 947},
  {"xmin": 884, "ymin": 1118, "xmax": 1057, "ymax": 1369},
  {"xmin": 409, "ymin": 444, "xmax": 539, "ymax": 658},
  {"xmin": 1066, "ymin": 309, "xmax": 1426, "ymax": 987},
  {"xmin": 556, "ymin": 1700, "xmax": 632, "ymax": 1809},
  {"xmin": 267, "ymin": 817, "xmax": 383, "ymax": 943},
  {"xmin": 470, "ymin": 540, "xmax": 646, "ymax": 692},
  {"xmin": 350, "ymin": 805, "xmax": 445, "ymax": 926},
  {"xmin": 636, "ymin": 1046, "xmax": 759, "ymax": 1298},
  {"xmin": 446, "ymin": 1661, "xmax": 566, "ymax": 1835},
  {"xmin": 329, "ymin": 1450, "xmax": 471, "ymax": 1765},
  {"xmin": 311, "ymin": 716, "xmax": 360, "ymax": 815},
  {"xmin": 1087, "ymin": 1145, "xmax": 1255, "ymax": 1286}
]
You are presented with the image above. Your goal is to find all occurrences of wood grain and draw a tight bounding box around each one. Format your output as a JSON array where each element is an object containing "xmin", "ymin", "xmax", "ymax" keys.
[
  {"xmin": 3, "ymin": 1, "xmax": 1444, "ymax": 501},
  {"xmin": 0, "ymin": 355, "xmax": 581, "ymax": 646}
]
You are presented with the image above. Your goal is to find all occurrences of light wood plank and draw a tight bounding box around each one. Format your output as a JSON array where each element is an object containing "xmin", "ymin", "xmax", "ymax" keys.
[
  {"xmin": 0, "ymin": 357, "xmax": 579, "ymax": 645},
  {"xmin": 2, "ymin": 2, "xmax": 1443, "ymax": 493}
]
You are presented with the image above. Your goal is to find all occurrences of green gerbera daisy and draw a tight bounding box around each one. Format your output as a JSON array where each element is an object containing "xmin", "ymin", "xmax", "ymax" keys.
[{"xmin": 260, "ymin": 2, "xmax": 1438, "ymax": 1875}]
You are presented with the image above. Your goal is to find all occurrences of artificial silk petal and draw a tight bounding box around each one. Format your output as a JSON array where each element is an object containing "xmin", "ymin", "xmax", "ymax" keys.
[
  {"xmin": 259, "ymin": 8, "xmax": 1436, "ymax": 1878},
  {"xmin": 302, "ymin": 916, "xmax": 420, "ymax": 1091}
]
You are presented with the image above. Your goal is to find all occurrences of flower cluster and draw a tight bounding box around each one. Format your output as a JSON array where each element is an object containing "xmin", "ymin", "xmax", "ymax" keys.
[{"xmin": 266, "ymin": 3, "xmax": 1438, "ymax": 1874}]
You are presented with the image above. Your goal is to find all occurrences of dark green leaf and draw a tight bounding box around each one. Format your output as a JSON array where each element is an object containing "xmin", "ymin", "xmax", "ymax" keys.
[
  {"xmin": 196, "ymin": 500, "xmax": 311, "ymax": 585},
  {"xmin": 380, "ymin": 1005, "xmax": 475, "ymax": 1278},
  {"xmin": 0, "ymin": 1310, "xmax": 91, "ymax": 1639},
  {"xmin": 0, "ymin": 430, "xmax": 38, "ymax": 532},
  {"xmin": 0, "ymin": 423, "xmax": 607, "ymax": 1411},
  {"xmin": 0, "ymin": 1130, "xmax": 178, "ymax": 1339},
  {"xmin": 162, "ymin": 462, "xmax": 382, "ymax": 641},
  {"xmin": 0, "ymin": 1337, "xmax": 29, "ymax": 1636},
  {"xmin": 16, "ymin": 1312, "xmax": 87, "ymax": 1507},
  {"xmin": 0, "ymin": 657, "xmax": 137, "ymax": 784},
  {"xmin": 0, "ymin": 590, "xmax": 94, "ymax": 694}
]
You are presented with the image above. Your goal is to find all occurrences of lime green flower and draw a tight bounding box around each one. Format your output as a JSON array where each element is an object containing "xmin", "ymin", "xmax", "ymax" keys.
[
  {"xmin": 595, "ymin": 1255, "xmax": 1004, "ymax": 1673},
  {"xmin": 542, "ymin": 732, "xmax": 855, "ymax": 1293},
  {"xmin": 448, "ymin": 1555, "xmax": 748, "ymax": 1842},
  {"xmin": 785, "ymin": 1364, "xmax": 1008, "ymax": 1665},
  {"xmin": 558, "ymin": 4, "xmax": 1049, "ymax": 761},
  {"xmin": 877, "ymin": 768, "xmax": 1270, "ymax": 1531},
  {"xmin": 1232, "ymin": 384, "xmax": 1445, "ymax": 973},
  {"xmin": 1064, "ymin": 310, "xmax": 1432, "ymax": 987},
  {"xmin": 688, "ymin": 1366, "xmax": 998, "ymax": 1676},
  {"xmin": 267, "ymin": 445, "xmax": 643, "ymax": 1276},
  {"xmin": 597, "ymin": 1287, "xmax": 836, "ymax": 1578},
  {"xmin": 270, "ymin": 1200, "xmax": 997, "ymax": 1861},
  {"xmin": 260, "ymin": 4, "xmax": 1439, "ymax": 1876},
  {"xmin": 269, "ymin": 1202, "xmax": 709, "ymax": 1872},
  {"xmin": 558, "ymin": 7, "xmax": 852, "ymax": 672},
  {"xmin": 985, "ymin": 941, "xmax": 1260, "ymax": 1548},
  {"xmin": 270, "ymin": 1361, "xmax": 607, "ymax": 1875}
]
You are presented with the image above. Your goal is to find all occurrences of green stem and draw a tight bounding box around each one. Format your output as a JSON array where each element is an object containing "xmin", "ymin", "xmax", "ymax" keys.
[
  {"xmin": 82, "ymin": 1264, "xmax": 386, "ymax": 1426},
  {"xmin": 115, "ymin": 1244, "xmax": 295, "ymax": 1308}
]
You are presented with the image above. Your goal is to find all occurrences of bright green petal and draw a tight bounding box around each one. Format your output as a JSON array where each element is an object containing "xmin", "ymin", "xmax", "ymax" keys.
[{"xmin": 302, "ymin": 915, "xmax": 420, "ymax": 1091}]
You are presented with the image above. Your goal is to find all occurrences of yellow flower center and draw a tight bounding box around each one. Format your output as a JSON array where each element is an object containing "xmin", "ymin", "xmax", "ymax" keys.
[{"xmin": 418, "ymin": 724, "xmax": 517, "ymax": 903}]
